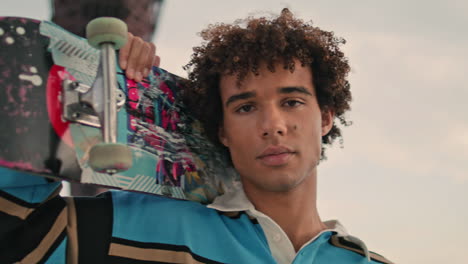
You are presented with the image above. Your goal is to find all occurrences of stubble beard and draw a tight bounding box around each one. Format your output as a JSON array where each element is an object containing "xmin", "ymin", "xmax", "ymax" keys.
[{"xmin": 241, "ymin": 160, "xmax": 318, "ymax": 194}]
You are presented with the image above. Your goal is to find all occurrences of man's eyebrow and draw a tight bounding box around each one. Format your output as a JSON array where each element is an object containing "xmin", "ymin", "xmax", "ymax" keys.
[
  {"xmin": 278, "ymin": 86, "xmax": 313, "ymax": 96},
  {"xmin": 225, "ymin": 91, "xmax": 256, "ymax": 107}
]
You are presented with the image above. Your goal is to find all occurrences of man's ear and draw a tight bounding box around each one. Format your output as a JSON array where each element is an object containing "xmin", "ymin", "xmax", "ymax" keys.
[
  {"xmin": 321, "ymin": 109, "xmax": 335, "ymax": 136},
  {"xmin": 218, "ymin": 126, "xmax": 229, "ymax": 147}
]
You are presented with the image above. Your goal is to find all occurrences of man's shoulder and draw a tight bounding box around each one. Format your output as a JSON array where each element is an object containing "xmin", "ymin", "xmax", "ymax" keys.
[
  {"xmin": 109, "ymin": 190, "xmax": 210, "ymax": 213},
  {"xmin": 328, "ymin": 234, "xmax": 394, "ymax": 264}
]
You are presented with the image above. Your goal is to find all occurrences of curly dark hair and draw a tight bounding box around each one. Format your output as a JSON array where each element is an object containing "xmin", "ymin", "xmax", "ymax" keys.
[{"xmin": 183, "ymin": 8, "xmax": 352, "ymax": 161}]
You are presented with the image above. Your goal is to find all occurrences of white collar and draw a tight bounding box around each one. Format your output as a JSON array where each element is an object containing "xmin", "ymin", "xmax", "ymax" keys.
[
  {"xmin": 208, "ymin": 182, "xmax": 349, "ymax": 236},
  {"xmin": 208, "ymin": 181, "xmax": 254, "ymax": 212},
  {"xmin": 208, "ymin": 182, "xmax": 371, "ymax": 261}
]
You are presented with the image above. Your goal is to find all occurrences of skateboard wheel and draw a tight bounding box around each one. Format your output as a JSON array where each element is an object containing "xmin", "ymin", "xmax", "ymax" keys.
[
  {"xmin": 89, "ymin": 143, "xmax": 133, "ymax": 174},
  {"xmin": 86, "ymin": 17, "xmax": 128, "ymax": 50}
]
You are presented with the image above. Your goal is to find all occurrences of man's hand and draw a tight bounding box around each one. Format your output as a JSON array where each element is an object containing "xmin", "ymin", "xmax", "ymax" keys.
[{"xmin": 119, "ymin": 32, "xmax": 161, "ymax": 83}]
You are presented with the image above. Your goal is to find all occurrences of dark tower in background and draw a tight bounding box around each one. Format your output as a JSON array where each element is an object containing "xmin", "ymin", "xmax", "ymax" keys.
[
  {"xmin": 51, "ymin": 0, "xmax": 163, "ymax": 41},
  {"xmin": 50, "ymin": 0, "xmax": 164, "ymax": 196}
]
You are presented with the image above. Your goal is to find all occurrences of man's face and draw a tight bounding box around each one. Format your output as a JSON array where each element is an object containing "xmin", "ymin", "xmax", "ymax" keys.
[{"xmin": 218, "ymin": 61, "xmax": 334, "ymax": 193}]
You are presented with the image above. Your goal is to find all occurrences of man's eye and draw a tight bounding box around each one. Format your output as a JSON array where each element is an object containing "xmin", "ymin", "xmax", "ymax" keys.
[
  {"xmin": 236, "ymin": 104, "xmax": 254, "ymax": 113},
  {"xmin": 284, "ymin": 100, "xmax": 304, "ymax": 107}
]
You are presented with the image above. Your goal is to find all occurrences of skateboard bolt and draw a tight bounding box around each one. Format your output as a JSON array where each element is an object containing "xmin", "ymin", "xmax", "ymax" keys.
[
  {"xmin": 71, "ymin": 82, "xmax": 79, "ymax": 90},
  {"xmin": 106, "ymin": 169, "xmax": 118, "ymax": 175}
]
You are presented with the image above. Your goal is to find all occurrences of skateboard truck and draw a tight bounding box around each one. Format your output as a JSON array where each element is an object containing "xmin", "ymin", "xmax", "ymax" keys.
[
  {"xmin": 62, "ymin": 80, "xmax": 126, "ymax": 127},
  {"xmin": 70, "ymin": 17, "xmax": 133, "ymax": 174}
]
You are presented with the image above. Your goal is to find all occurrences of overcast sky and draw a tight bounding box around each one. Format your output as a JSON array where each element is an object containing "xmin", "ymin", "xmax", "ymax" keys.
[{"xmin": 3, "ymin": 1, "xmax": 468, "ymax": 263}]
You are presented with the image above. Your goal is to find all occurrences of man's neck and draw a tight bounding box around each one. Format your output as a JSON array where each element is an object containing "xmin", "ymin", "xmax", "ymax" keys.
[{"xmin": 243, "ymin": 174, "xmax": 326, "ymax": 252}]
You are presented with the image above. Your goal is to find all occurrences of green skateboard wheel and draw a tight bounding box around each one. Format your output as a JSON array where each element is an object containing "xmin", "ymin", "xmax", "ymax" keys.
[
  {"xmin": 86, "ymin": 17, "xmax": 128, "ymax": 50},
  {"xmin": 89, "ymin": 143, "xmax": 133, "ymax": 174}
]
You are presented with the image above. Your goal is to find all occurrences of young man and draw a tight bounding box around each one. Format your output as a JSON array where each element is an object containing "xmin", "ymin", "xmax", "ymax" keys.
[{"xmin": 0, "ymin": 9, "xmax": 392, "ymax": 264}]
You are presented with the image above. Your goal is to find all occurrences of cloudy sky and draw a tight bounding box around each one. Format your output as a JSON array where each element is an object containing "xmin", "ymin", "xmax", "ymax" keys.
[{"xmin": 3, "ymin": 0, "xmax": 468, "ymax": 263}]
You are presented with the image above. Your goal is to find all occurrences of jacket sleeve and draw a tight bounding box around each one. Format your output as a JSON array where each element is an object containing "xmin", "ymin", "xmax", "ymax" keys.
[{"xmin": 0, "ymin": 167, "xmax": 70, "ymax": 263}]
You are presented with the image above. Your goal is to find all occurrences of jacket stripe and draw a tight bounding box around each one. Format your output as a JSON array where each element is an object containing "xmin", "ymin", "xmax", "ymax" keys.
[
  {"xmin": 37, "ymin": 230, "xmax": 67, "ymax": 264},
  {"xmin": 111, "ymin": 237, "xmax": 224, "ymax": 264},
  {"xmin": 0, "ymin": 195, "xmax": 66, "ymax": 263},
  {"xmin": 330, "ymin": 236, "xmax": 394, "ymax": 264},
  {"xmin": 109, "ymin": 243, "xmax": 207, "ymax": 264},
  {"xmin": 0, "ymin": 190, "xmax": 40, "ymax": 208},
  {"xmin": 0, "ymin": 195, "xmax": 35, "ymax": 220},
  {"xmin": 64, "ymin": 197, "xmax": 78, "ymax": 264},
  {"xmin": 19, "ymin": 207, "xmax": 67, "ymax": 263},
  {"xmin": 0, "ymin": 185, "xmax": 62, "ymax": 218}
]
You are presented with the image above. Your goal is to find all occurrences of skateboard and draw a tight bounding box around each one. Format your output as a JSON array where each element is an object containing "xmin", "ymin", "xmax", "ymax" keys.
[{"xmin": 0, "ymin": 17, "xmax": 238, "ymax": 203}]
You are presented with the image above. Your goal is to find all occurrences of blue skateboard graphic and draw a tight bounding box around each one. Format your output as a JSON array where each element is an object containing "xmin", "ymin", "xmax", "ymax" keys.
[{"xmin": 0, "ymin": 17, "xmax": 238, "ymax": 203}]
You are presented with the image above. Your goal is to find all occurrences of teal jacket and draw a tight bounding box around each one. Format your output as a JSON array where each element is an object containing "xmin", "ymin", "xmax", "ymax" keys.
[{"xmin": 0, "ymin": 168, "xmax": 392, "ymax": 264}]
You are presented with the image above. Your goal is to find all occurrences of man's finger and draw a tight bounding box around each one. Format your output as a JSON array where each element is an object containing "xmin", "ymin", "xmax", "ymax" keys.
[
  {"xmin": 143, "ymin": 42, "xmax": 156, "ymax": 76},
  {"xmin": 126, "ymin": 36, "xmax": 145, "ymax": 80},
  {"xmin": 119, "ymin": 32, "xmax": 134, "ymax": 70},
  {"xmin": 133, "ymin": 42, "xmax": 152, "ymax": 82},
  {"xmin": 154, "ymin": 56, "xmax": 161, "ymax": 68}
]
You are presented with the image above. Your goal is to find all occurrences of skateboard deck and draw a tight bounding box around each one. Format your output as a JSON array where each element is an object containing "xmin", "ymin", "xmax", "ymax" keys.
[{"xmin": 0, "ymin": 17, "xmax": 238, "ymax": 203}]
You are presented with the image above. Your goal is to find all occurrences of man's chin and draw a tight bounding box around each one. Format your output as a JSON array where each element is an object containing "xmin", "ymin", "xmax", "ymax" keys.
[{"xmin": 247, "ymin": 177, "xmax": 304, "ymax": 193}]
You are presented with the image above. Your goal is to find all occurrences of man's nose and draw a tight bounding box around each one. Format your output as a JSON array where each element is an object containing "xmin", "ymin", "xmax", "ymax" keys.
[{"xmin": 259, "ymin": 106, "xmax": 288, "ymax": 138}]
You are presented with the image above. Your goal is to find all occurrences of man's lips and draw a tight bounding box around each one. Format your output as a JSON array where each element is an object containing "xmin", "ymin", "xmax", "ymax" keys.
[{"xmin": 257, "ymin": 146, "xmax": 296, "ymax": 166}]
